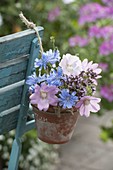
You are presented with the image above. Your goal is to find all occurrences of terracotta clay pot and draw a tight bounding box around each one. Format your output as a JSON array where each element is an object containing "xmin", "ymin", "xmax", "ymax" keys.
[{"xmin": 33, "ymin": 105, "xmax": 79, "ymax": 144}]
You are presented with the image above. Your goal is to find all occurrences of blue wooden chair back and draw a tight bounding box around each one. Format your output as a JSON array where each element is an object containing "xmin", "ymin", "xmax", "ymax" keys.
[{"xmin": 0, "ymin": 27, "xmax": 44, "ymax": 169}]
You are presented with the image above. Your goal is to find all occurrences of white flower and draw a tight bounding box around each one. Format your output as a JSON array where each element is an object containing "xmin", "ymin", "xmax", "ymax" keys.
[
  {"xmin": 59, "ymin": 53, "xmax": 82, "ymax": 76},
  {"xmin": 0, "ymin": 135, "xmax": 5, "ymax": 141}
]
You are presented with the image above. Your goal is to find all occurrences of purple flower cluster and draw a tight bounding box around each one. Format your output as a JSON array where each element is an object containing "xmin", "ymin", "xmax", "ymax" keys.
[
  {"xmin": 99, "ymin": 36, "xmax": 113, "ymax": 56},
  {"xmin": 89, "ymin": 26, "xmax": 113, "ymax": 39},
  {"xmin": 102, "ymin": 0, "xmax": 113, "ymax": 6},
  {"xmin": 100, "ymin": 85, "xmax": 113, "ymax": 102},
  {"xmin": 48, "ymin": 7, "xmax": 60, "ymax": 22},
  {"xmin": 69, "ymin": 35, "xmax": 89, "ymax": 47},
  {"xmin": 79, "ymin": 3, "xmax": 113, "ymax": 25}
]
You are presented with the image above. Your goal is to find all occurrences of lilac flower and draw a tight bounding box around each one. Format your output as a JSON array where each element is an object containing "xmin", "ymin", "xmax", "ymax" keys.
[
  {"xmin": 88, "ymin": 26, "xmax": 101, "ymax": 39},
  {"xmin": 89, "ymin": 26, "xmax": 113, "ymax": 39},
  {"xmin": 34, "ymin": 49, "xmax": 60, "ymax": 69},
  {"xmin": 30, "ymin": 83, "xmax": 59, "ymax": 111},
  {"xmin": 102, "ymin": 0, "xmax": 113, "ymax": 6},
  {"xmin": 106, "ymin": 7, "xmax": 113, "ymax": 18},
  {"xmin": 99, "ymin": 36, "xmax": 113, "ymax": 56},
  {"xmin": 48, "ymin": 7, "xmax": 60, "ymax": 22},
  {"xmin": 69, "ymin": 35, "xmax": 89, "ymax": 47},
  {"xmin": 99, "ymin": 63, "xmax": 108, "ymax": 72},
  {"xmin": 75, "ymin": 96, "xmax": 101, "ymax": 117},
  {"xmin": 100, "ymin": 85, "xmax": 113, "ymax": 102},
  {"xmin": 59, "ymin": 53, "xmax": 82, "ymax": 77},
  {"xmin": 59, "ymin": 89, "xmax": 78, "ymax": 109},
  {"xmin": 79, "ymin": 3, "xmax": 109, "ymax": 25},
  {"xmin": 100, "ymin": 26, "xmax": 113, "ymax": 39},
  {"xmin": 47, "ymin": 67, "xmax": 64, "ymax": 86}
]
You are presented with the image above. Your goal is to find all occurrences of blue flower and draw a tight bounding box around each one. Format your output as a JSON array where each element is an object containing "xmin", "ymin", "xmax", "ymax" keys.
[
  {"xmin": 34, "ymin": 49, "xmax": 60, "ymax": 69},
  {"xmin": 34, "ymin": 53, "xmax": 49, "ymax": 69},
  {"xmin": 46, "ymin": 49, "xmax": 60, "ymax": 64},
  {"xmin": 26, "ymin": 73, "xmax": 46, "ymax": 86},
  {"xmin": 37, "ymin": 74, "xmax": 47, "ymax": 83},
  {"xmin": 47, "ymin": 67, "xmax": 64, "ymax": 86},
  {"xmin": 59, "ymin": 89, "xmax": 78, "ymax": 109},
  {"xmin": 26, "ymin": 73, "xmax": 38, "ymax": 86},
  {"xmin": 29, "ymin": 85, "xmax": 35, "ymax": 93}
]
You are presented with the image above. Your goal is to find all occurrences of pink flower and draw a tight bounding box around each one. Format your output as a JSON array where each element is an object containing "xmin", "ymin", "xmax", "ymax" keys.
[
  {"xmin": 102, "ymin": 0, "xmax": 113, "ymax": 6},
  {"xmin": 75, "ymin": 96, "xmax": 101, "ymax": 117},
  {"xmin": 79, "ymin": 3, "xmax": 107, "ymax": 25},
  {"xmin": 88, "ymin": 26, "xmax": 101, "ymax": 38},
  {"xmin": 82, "ymin": 59, "xmax": 102, "ymax": 76},
  {"xmin": 100, "ymin": 85, "xmax": 113, "ymax": 102},
  {"xmin": 100, "ymin": 26, "xmax": 113, "ymax": 39},
  {"xmin": 89, "ymin": 26, "xmax": 113, "ymax": 39},
  {"xmin": 48, "ymin": 7, "xmax": 60, "ymax": 22},
  {"xmin": 69, "ymin": 35, "xmax": 89, "ymax": 47},
  {"xmin": 99, "ymin": 35, "xmax": 113, "ymax": 56},
  {"xmin": 30, "ymin": 83, "xmax": 59, "ymax": 111}
]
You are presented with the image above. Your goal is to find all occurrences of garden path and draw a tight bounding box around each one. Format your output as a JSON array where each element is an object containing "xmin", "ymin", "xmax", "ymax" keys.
[{"xmin": 56, "ymin": 111, "xmax": 113, "ymax": 170}]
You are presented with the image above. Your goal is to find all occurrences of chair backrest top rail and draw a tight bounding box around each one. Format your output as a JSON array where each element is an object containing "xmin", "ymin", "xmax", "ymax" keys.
[{"xmin": 0, "ymin": 26, "xmax": 43, "ymax": 43}]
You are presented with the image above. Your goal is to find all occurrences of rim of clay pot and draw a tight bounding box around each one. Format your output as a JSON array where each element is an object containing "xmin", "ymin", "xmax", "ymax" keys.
[{"xmin": 32, "ymin": 104, "xmax": 79, "ymax": 116}]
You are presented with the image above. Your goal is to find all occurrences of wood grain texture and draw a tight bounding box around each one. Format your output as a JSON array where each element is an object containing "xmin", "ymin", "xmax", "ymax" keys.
[
  {"xmin": 0, "ymin": 86, "xmax": 23, "ymax": 112},
  {"xmin": 0, "ymin": 55, "xmax": 28, "ymax": 88},
  {"xmin": 0, "ymin": 71, "xmax": 25, "ymax": 88},
  {"xmin": 0, "ymin": 27, "xmax": 43, "ymax": 63},
  {"xmin": 0, "ymin": 109, "xmax": 19, "ymax": 134},
  {"xmin": 0, "ymin": 57, "xmax": 28, "ymax": 79}
]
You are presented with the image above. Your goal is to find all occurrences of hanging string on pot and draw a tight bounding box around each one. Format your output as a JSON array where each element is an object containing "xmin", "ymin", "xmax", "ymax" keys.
[{"xmin": 19, "ymin": 12, "xmax": 43, "ymax": 54}]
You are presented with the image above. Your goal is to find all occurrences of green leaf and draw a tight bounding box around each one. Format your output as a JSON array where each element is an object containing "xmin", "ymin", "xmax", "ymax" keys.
[{"xmin": 100, "ymin": 131, "xmax": 109, "ymax": 142}]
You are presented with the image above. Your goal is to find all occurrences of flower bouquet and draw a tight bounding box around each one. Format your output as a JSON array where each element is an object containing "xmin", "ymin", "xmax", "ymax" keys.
[{"xmin": 20, "ymin": 13, "xmax": 102, "ymax": 144}]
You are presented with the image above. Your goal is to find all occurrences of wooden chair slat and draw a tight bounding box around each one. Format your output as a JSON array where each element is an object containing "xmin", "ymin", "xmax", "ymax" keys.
[
  {"xmin": 0, "ymin": 86, "xmax": 23, "ymax": 112},
  {"xmin": 0, "ymin": 59, "xmax": 28, "ymax": 80},
  {"xmin": 0, "ymin": 27, "xmax": 43, "ymax": 63},
  {"xmin": 0, "ymin": 110, "xmax": 19, "ymax": 134},
  {"xmin": 0, "ymin": 72, "xmax": 25, "ymax": 88}
]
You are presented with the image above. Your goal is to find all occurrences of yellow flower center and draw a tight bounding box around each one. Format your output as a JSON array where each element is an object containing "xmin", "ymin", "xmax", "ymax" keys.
[{"xmin": 40, "ymin": 91, "xmax": 47, "ymax": 99}]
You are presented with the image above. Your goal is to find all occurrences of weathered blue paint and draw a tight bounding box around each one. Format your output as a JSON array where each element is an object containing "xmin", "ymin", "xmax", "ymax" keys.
[
  {"xmin": 0, "ymin": 71, "xmax": 25, "ymax": 88},
  {"xmin": 8, "ymin": 138, "xmax": 22, "ymax": 170},
  {"xmin": 0, "ymin": 86, "xmax": 23, "ymax": 112},
  {"xmin": 0, "ymin": 109, "xmax": 19, "ymax": 134},
  {"xmin": 0, "ymin": 26, "xmax": 43, "ymax": 62},
  {"xmin": 0, "ymin": 26, "xmax": 44, "ymax": 170},
  {"xmin": 0, "ymin": 59, "xmax": 28, "ymax": 79}
]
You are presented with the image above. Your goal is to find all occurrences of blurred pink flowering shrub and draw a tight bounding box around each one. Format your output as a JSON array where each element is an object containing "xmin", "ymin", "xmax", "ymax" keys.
[{"xmin": 48, "ymin": 7, "xmax": 61, "ymax": 22}]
